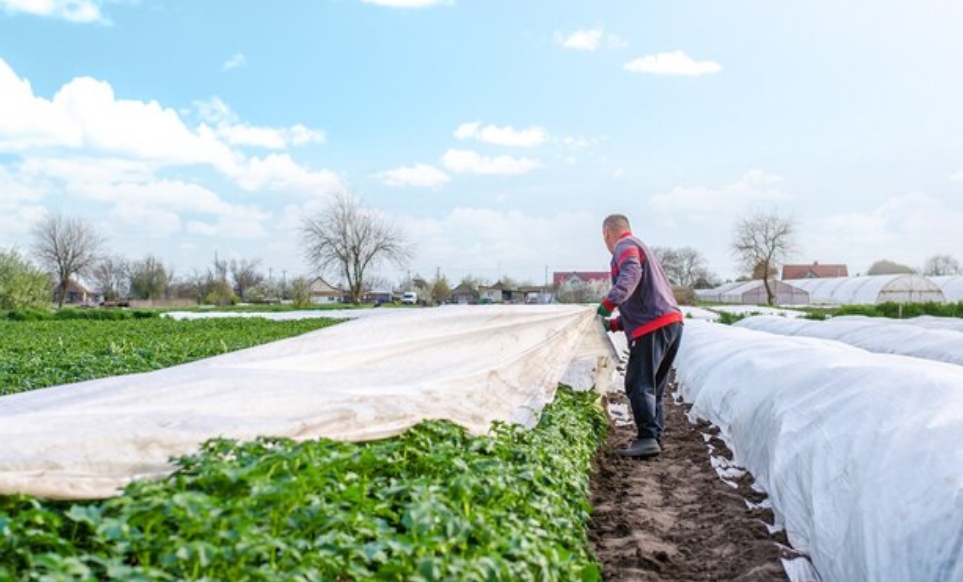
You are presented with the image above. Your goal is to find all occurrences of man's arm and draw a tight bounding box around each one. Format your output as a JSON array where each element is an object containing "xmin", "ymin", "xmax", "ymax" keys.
[{"xmin": 599, "ymin": 242, "xmax": 644, "ymax": 315}]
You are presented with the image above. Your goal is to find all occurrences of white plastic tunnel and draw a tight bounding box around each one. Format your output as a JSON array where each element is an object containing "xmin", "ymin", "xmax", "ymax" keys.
[{"xmin": 789, "ymin": 275, "xmax": 945, "ymax": 305}]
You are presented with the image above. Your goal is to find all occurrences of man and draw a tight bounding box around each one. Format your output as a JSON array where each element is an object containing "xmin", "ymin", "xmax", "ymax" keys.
[{"xmin": 597, "ymin": 214, "xmax": 684, "ymax": 458}]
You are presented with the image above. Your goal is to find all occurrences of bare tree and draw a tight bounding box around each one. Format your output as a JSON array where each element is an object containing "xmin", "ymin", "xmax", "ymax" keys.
[
  {"xmin": 229, "ymin": 258, "xmax": 264, "ymax": 302},
  {"xmin": 91, "ymin": 255, "xmax": 129, "ymax": 301},
  {"xmin": 31, "ymin": 212, "xmax": 105, "ymax": 308},
  {"xmin": 129, "ymin": 255, "xmax": 169, "ymax": 300},
  {"xmin": 867, "ymin": 259, "xmax": 916, "ymax": 276},
  {"xmin": 301, "ymin": 193, "xmax": 413, "ymax": 303},
  {"xmin": 731, "ymin": 210, "xmax": 797, "ymax": 305},
  {"xmin": 923, "ymin": 254, "xmax": 961, "ymax": 276},
  {"xmin": 653, "ymin": 246, "xmax": 712, "ymax": 288}
]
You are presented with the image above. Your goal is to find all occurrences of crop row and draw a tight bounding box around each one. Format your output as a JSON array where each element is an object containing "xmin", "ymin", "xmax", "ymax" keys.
[
  {"xmin": 0, "ymin": 387, "xmax": 607, "ymax": 581},
  {"xmin": 0, "ymin": 317, "xmax": 340, "ymax": 396}
]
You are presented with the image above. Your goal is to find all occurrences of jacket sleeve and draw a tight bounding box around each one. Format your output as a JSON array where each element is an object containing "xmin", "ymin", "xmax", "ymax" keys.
[{"xmin": 602, "ymin": 242, "xmax": 644, "ymax": 311}]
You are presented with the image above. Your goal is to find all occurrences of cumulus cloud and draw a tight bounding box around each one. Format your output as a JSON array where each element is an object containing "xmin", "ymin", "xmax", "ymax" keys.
[
  {"xmin": 380, "ymin": 164, "xmax": 450, "ymax": 187},
  {"xmin": 222, "ymin": 53, "xmax": 246, "ymax": 71},
  {"xmin": 648, "ymin": 170, "xmax": 790, "ymax": 218},
  {"xmin": 804, "ymin": 191, "xmax": 963, "ymax": 273},
  {"xmin": 554, "ymin": 26, "xmax": 627, "ymax": 51},
  {"xmin": 359, "ymin": 0, "xmax": 451, "ymax": 7},
  {"xmin": 398, "ymin": 208, "xmax": 605, "ymax": 282},
  {"xmin": 0, "ymin": 0, "xmax": 108, "ymax": 23},
  {"xmin": 0, "ymin": 61, "xmax": 235, "ymax": 165},
  {"xmin": 441, "ymin": 149, "xmax": 540, "ymax": 175},
  {"xmin": 951, "ymin": 170, "xmax": 963, "ymax": 181},
  {"xmin": 194, "ymin": 97, "xmax": 326, "ymax": 149},
  {"xmin": 624, "ymin": 50, "xmax": 721, "ymax": 76},
  {"xmin": 453, "ymin": 122, "xmax": 546, "ymax": 147},
  {"xmin": 224, "ymin": 153, "xmax": 343, "ymax": 194},
  {"xmin": 0, "ymin": 59, "xmax": 336, "ymax": 197}
]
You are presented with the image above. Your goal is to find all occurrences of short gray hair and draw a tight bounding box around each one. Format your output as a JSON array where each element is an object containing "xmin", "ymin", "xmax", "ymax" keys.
[{"xmin": 603, "ymin": 214, "xmax": 631, "ymax": 233}]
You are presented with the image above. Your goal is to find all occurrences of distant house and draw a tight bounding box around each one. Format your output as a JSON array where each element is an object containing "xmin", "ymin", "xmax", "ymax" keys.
[
  {"xmin": 53, "ymin": 278, "xmax": 99, "ymax": 305},
  {"xmin": 782, "ymin": 262, "xmax": 849, "ymax": 280},
  {"xmin": 307, "ymin": 277, "xmax": 344, "ymax": 304},
  {"xmin": 451, "ymin": 283, "xmax": 479, "ymax": 305},
  {"xmin": 478, "ymin": 281, "xmax": 518, "ymax": 304},
  {"xmin": 518, "ymin": 285, "xmax": 551, "ymax": 304}
]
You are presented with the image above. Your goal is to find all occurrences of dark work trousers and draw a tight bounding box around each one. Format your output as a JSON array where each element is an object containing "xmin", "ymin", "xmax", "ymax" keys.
[{"xmin": 623, "ymin": 322, "xmax": 684, "ymax": 441}]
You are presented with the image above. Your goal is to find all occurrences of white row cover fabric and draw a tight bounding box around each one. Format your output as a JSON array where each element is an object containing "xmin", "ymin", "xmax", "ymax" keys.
[
  {"xmin": 675, "ymin": 320, "xmax": 963, "ymax": 582},
  {"xmin": 899, "ymin": 314, "xmax": 963, "ymax": 333},
  {"xmin": 735, "ymin": 315, "xmax": 963, "ymax": 367},
  {"xmin": 789, "ymin": 275, "xmax": 945, "ymax": 305},
  {"xmin": 0, "ymin": 305, "xmax": 606, "ymax": 500},
  {"xmin": 164, "ymin": 309, "xmax": 377, "ymax": 322}
]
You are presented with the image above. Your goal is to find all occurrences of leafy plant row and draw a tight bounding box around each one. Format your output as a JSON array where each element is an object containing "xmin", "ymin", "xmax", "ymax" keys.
[
  {"xmin": 0, "ymin": 317, "xmax": 339, "ymax": 396},
  {"xmin": 0, "ymin": 387, "xmax": 607, "ymax": 581}
]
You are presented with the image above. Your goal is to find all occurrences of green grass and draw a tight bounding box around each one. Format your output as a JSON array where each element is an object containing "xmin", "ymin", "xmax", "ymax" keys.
[{"xmin": 0, "ymin": 317, "xmax": 340, "ymax": 396}]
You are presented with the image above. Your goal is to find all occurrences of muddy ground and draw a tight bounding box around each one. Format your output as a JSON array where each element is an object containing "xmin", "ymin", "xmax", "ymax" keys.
[{"xmin": 589, "ymin": 389, "xmax": 795, "ymax": 582}]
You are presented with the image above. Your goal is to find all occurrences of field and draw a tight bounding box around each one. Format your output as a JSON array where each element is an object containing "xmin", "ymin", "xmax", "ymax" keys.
[
  {"xmin": 0, "ymin": 316, "xmax": 340, "ymax": 396},
  {"xmin": 0, "ymin": 310, "xmax": 798, "ymax": 580},
  {"xmin": 0, "ymin": 314, "xmax": 608, "ymax": 580}
]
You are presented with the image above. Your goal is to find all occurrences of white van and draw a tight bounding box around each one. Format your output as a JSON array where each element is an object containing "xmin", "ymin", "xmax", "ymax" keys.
[{"xmin": 401, "ymin": 291, "xmax": 418, "ymax": 304}]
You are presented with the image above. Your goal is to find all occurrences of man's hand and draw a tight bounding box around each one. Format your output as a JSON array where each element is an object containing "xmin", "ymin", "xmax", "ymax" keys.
[{"xmin": 596, "ymin": 299, "xmax": 615, "ymax": 317}]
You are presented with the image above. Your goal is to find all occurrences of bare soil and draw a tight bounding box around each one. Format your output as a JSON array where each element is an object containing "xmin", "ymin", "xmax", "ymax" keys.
[{"xmin": 589, "ymin": 389, "xmax": 794, "ymax": 582}]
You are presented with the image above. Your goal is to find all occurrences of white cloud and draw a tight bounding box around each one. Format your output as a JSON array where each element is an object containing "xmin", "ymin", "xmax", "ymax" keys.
[
  {"xmin": 441, "ymin": 149, "xmax": 540, "ymax": 175},
  {"xmin": 556, "ymin": 27, "xmax": 603, "ymax": 51},
  {"xmin": 224, "ymin": 153, "xmax": 344, "ymax": 194},
  {"xmin": 222, "ymin": 53, "xmax": 246, "ymax": 71},
  {"xmin": 397, "ymin": 208, "xmax": 607, "ymax": 283},
  {"xmin": 0, "ymin": 165, "xmax": 47, "ymax": 245},
  {"xmin": 0, "ymin": 58, "xmax": 84, "ymax": 150},
  {"xmin": 108, "ymin": 203, "xmax": 183, "ymax": 238},
  {"xmin": 0, "ymin": 62, "xmax": 236, "ymax": 165},
  {"xmin": 554, "ymin": 26, "xmax": 627, "ymax": 51},
  {"xmin": 453, "ymin": 122, "xmax": 546, "ymax": 148},
  {"xmin": 1, "ymin": 60, "xmax": 337, "ymax": 197},
  {"xmin": 624, "ymin": 50, "xmax": 722, "ymax": 76},
  {"xmin": 649, "ymin": 170, "xmax": 790, "ymax": 218},
  {"xmin": 359, "ymin": 0, "xmax": 451, "ymax": 7},
  {"xmin": 195, "ymin": 97, "xmax": 326, "ymax": 149},
  {"xmin": 380, "ymin": 163, "xmax": 450, "ymax": 187},
  {"xmin": 804, "ymin": 191, "xmax": 963, "ymax": 273},
  {"xmin": 0, "ymin": 0, "xmax": 107, "ymax": 23},
  {"xmin": 951, "ymin": 170, "xmax": 963, "ymax": 181}
]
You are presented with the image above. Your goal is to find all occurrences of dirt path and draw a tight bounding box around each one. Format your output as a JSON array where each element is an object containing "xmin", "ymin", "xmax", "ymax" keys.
[{"xmin": 589, "ymin": 389, "xmax": 793, "ymax": 582}]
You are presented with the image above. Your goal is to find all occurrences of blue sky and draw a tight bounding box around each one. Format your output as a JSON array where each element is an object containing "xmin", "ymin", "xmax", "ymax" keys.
[{"xmin": 1, "ymin": 0, "xmax": 962, "ymax": 286}]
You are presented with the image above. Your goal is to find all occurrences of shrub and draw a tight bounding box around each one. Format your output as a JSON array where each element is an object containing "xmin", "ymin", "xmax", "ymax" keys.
[{"xmin": 0, "ymin": 248, "xmax": 50, "ymax": 310}]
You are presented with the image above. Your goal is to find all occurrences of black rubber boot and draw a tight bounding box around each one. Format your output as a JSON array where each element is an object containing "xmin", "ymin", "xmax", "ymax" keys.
[{"xmin": 618, "ymin": 437, "xmax": 661, "ymax": 458}]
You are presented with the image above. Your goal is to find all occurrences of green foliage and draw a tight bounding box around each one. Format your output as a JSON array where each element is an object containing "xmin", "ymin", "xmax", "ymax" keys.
[
  {"xmin": 716, "ymin": 311, "xmax": 750, "ymax": 325},
  {"xmin": 289, "ymin": 277, "xmax": 312, "ymax": 308},
  {"xmin": 833, "ymin": 301, "xmax": 963, "ymax": 319},
  {"xmin": 0, "ymin": 247, "xmax": 50, "ymax": 310},
  {"xmin": 0, "ymin": 317, "xmax": 338, "ymax": 396},
  {"xmin": 202, "ymin": 281, "xmax": 237, "ymax": 307},
  {"xmin": 0, "ymin": 388, "xmax": 606, "ymax": 581}
]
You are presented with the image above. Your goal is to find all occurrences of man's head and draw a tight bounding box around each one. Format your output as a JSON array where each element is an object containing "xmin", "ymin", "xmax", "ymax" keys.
[{"xmin": 602, "ymin": 214, "xmax": 631, "ymax": 253}]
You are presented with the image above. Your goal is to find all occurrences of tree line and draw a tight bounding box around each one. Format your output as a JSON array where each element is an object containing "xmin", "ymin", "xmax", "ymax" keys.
[{"xmin": 2, "ymin": 201, "xmax": 959, "ymax": 310}]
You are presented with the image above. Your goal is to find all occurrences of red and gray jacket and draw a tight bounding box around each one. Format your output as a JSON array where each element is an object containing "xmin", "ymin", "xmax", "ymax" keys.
[{"xmin": 602, "ymin": 232, "xmax": 684, "ymax": 340}]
